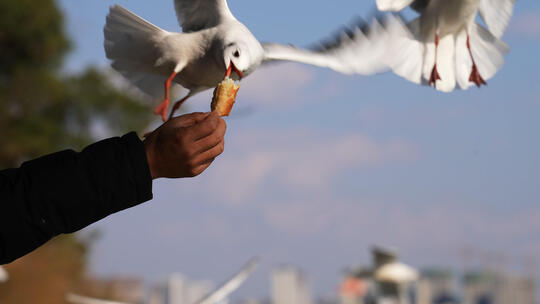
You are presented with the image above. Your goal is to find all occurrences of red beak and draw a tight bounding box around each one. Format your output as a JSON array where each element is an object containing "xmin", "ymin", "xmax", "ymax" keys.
[{"xmin": 225, "ymin": 61, "xmax": 243, "ymax": 79}]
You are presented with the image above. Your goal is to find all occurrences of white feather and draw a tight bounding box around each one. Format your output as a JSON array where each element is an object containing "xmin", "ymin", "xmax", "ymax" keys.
[
  {"xmin": 380, "ymin": 0, "xmax": 513, "ymax": 92},
  {"xmin": 262, "ymin": 16, "xmax": 402, "ymax": 76},
  {"xmin": 104, "ymin": 6, "xmax": 173, "ymax": 97},
  {"xmin": 174, "ymin": 0, "xmax": 236, "ymax": 32},
  {"xmin": 384, "ymin": 17, "xmax": 424, "ymax": 84},
  {"xmin": 469, "ymin": 23, "xmax": 510, "ymax": 80},
  {"xmin": 376, "ymin": 0, "xmax": 416, "ymax": 12},
  {"xmin": 434, "ymin": 34, "xmax": 456, "ymax": 92},
  {"xmin": 421, "ymin": 40, "xmax": 436, "ymax": 85},
  {"xmin": 117, "ymin": 71, "xmax": 170, "ymax": 98},
  {"xmin": 479, "ymin": 0, "xmax": 516, "ymax": 39},
  {"xmin": 455, "ymin": 29, "xmax": 474, "ymax": 90}
]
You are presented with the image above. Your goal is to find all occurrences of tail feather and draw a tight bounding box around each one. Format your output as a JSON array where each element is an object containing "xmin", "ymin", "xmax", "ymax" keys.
[
  {"xmin": 469, "ymin": 22, "xmax": 509, "ymax": 81},
  {"xmin": 385, "ymin": 17, "xmax": 424, "ymax": 84},
  {"xmin": 104, "ymin": 5, "xmax": 170, "ymax": 97},
  {"xmin": 434, "ymin": 34, "xmax": 456, "ymax": 92},
  {"xmin": 386, "ymin": 17, "xmax": 509, "ymax": 92},
  {"xmin": 455, "ymin": 29, "xmax": 473, "ymax": 90}
]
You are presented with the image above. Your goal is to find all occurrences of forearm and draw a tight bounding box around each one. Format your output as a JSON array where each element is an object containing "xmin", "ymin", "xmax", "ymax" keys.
[{"xmin": 0, "ymin": 132, "xmax": 153, "ymax": 264}]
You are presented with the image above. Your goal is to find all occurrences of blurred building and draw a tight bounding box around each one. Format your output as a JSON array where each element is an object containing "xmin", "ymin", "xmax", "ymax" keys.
[
  {"xmin": 339, "ymin": 267, "xmax": 373, "ymax": 304},
  {"xmin": 242, "ymin": 299, "xmax": 263, "ymax": 304},
  {"xmin": 272, "ymin": 266, "xmax": 313, "ymax": 304},
  {"xmin": 339, "ymin": 247, "xmax": 419, "ymax": 304},
  {"xmin": 150, "ymin": 273, "xmax": 214, "ymax": 304},
  {"xmin": 81, "ymin": 276, "xmax": 144, "ymax": 303},
  {"xmin": 417, "ymin": 268, "xmax": 458, "ymax": 304},
  {"xmin": 463, "ymin": 270, "xmax": 535, "ymax": 304}
]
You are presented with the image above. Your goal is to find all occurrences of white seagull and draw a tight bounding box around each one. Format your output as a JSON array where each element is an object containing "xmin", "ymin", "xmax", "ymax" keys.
[
  {"xmin": 376, "ymin": 0, "xmax": 515, "ymax": 92},
  {"xmin": 104, "ymin": 0, "xmax": 400, "ymax": 121}
]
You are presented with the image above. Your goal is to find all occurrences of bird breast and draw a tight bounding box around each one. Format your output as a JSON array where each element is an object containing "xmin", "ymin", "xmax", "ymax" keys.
[{"xmin": 423, "ymin": 0, "xmax": 481, "ymax": 36}]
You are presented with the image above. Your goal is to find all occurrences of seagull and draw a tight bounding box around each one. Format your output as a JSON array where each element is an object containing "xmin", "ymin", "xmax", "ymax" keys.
[
  {"xmin": 376, "ymin": 0, "xmax": 515, "ymax": 92},
  {"xmin": 104, "ymin": 0, "xmax": 400, "ymax": 121}
]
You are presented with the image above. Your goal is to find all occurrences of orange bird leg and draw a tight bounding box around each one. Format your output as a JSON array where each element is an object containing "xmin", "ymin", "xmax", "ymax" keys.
[
  {"xmin": 153, "ymin": 71, "xmax": 178, "ymax": 122},
  {"xmin": 429, "ymin": 33, "xmax": 441, "ymax": 87},
  {"xmin": 467, "ymin": 36, "xmax": 487, "ymax": 87},
  {"xmin": 168, "ymin": 95, "xmax": 191, "ymax": 120}
]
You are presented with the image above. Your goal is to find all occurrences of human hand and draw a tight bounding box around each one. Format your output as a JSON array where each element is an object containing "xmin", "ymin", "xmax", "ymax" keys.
[{"xmin": 143, "ymin": 111, "xmax": 226, "ymax": 179}]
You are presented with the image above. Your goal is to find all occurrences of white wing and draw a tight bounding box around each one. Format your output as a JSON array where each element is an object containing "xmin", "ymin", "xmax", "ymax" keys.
[
  {"xmin": 105, "ymin": 6, "xmax": 174, "ymax": 98},
  {"xmin": 174, "ymin": 0, "xmax": 236, "ymax": 32},
  {"xmin": 469, "ymin": 23, "xmax": 509, "ymax": 80},
  {"xmin": 197, "ymin": 258, "xmax": 259, "ymax": 304},
  {"xmin": 478, "ymin": 0, "xmax": 516, "ymax": 39},
  {"xmin": 66, "ymin": 293, "xmax": 131, "ymax": 304},
  {"xmin": 262, "ymin": 16, "xmax": 400, "ymax": 75},
  {"xmin": 376, "ymin": 0, "xmax": 415, "ymax": 12}
]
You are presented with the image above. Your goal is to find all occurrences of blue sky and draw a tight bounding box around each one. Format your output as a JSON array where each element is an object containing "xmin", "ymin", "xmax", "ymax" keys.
[{"xmin": 58, "ymin": 0, "xmax": 540, "ymax": 300}]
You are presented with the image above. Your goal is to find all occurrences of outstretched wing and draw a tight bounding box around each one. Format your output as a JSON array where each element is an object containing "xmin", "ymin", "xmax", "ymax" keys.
[
  {"xmin": 174, "ymin": 0, "xmax": 236, "ymax": 32},
  {"xmin": 105, "ymin": 6, "xmax": 174, "ymax": 98},
  {"xmin": 478, "ymin": 0, "xmax": 516, "ymax": 39},
  {"xmin": 376, "ymin": 0, "xmax": 415, "ymax": 12},
  {"xmin": 262, "ymin": 16, "xmax": 402, "ymax": 75},
  {"xmin": 197, "ymin": 258, "xmax": 259, "ymax": 304}
]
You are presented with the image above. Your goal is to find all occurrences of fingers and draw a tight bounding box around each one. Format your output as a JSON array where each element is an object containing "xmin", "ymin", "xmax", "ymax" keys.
[
  {"xmin": 189, "ymin": 111, "xmax": 222, "ymax": 141},
  {"xmin": 192, "ymin": 140, "xmax": 224, "ymax": 167},
  {"xmin": 194, "ymin": 118, "xmax": 226, "ymax": 153},
  {"xmin": 189, "ymin": 158, "xmax": 215, "ymax": 177},
  {"xmin": 171, "ymin": 112, "xmax": 210, "ymax": 128}
]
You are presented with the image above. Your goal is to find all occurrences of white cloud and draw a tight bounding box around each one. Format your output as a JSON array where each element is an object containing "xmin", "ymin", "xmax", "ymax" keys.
[
  {"xmin": 198, "ymin": 128, "xmax": 417, "ymax": 206},
  {"xmin": 261, "ymin": 195, "xmax": 540, "ymax": 265}
]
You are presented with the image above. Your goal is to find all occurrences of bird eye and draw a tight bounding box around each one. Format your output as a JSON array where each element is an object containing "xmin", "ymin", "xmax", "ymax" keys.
[{"xmin": 233, "ymin": 50, "xmax": 240, "ymax": 57}]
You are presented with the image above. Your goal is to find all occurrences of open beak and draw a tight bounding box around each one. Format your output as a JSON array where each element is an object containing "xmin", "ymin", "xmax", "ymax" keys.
[{"xmin": 225, "ymin": 61, "xmax": 243, "ymax": 79}]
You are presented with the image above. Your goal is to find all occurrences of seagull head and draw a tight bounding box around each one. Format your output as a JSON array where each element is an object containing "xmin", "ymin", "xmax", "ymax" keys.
[{"xmin": 223, "ymin": 42, "xmax": 249, "ymax": 80}]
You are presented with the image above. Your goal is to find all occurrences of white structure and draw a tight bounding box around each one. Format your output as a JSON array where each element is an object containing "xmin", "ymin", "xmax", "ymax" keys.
[
  {"xmin": 272, "ymin": 267, "xmax": 312, "ymax": 304},
  {"xmin": 0, "ymin": 266, "xmax": 8, "ymax": 283},
  {"xmin": 155, "ymin": 274, "xmax": 214, "ymax": 304},
  {"xmin": 67, "ymin": 258, "xmax": 258, "ymax": 304},
  {"xmin": 375, "ymin": 262, "xmax": 419, "ymax": 284}
]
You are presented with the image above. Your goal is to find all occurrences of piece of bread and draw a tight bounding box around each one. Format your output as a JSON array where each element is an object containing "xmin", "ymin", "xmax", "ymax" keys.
[{"xmin": 211, "ymin": 77, "xmax": 240, "ymax": 117}]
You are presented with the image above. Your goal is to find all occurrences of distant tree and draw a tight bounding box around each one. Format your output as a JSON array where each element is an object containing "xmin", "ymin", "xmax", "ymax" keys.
[
  {"xmin": 0, "ymin": 0, "xmax": 152, "ymax": 168},
  {"xmin": 0, "ymin": 0, "xmax": 154, "ymax": 302}
]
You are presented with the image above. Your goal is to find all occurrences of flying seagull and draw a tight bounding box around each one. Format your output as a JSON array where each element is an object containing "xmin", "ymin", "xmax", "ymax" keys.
[
  {"xmin": 376, "ymin": 0, "xmax": 515, "ymax": 92},
  {"xmin": 105, "ymin": 0, "xmax": 401, "ymax": 121}
]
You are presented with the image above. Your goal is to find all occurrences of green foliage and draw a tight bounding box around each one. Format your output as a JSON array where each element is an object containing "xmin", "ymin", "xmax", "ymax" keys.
[
  {"xmin": 0, "ymin": 0, "xmax": 153, "ymax": 168},
  {"xmin": 0, "ymin": 0, "xmax": 69, "ymax": 74}
]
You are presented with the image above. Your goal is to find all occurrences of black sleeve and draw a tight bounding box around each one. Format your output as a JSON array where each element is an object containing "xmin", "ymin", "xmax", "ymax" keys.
[{"xmin": 0, "ymin": 132, "xmax": 153, "ymax": 264}]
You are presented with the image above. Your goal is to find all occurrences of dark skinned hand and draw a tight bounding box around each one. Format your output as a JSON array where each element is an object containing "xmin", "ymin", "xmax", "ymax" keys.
[{"xmin": 143, "ymin": 111, "xmax": 226, "ymax": 179}]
